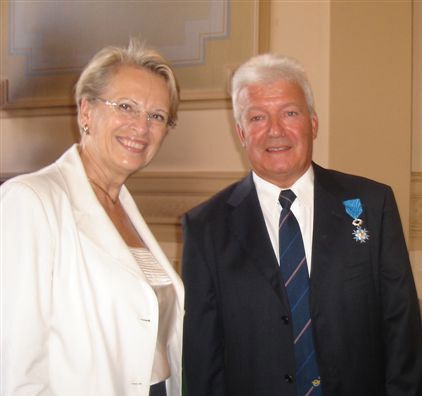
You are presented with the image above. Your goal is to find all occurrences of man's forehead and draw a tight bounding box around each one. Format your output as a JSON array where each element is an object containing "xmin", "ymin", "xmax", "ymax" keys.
[{"xmin": 238, "ymin": 79, "xmax": 305, "ymax": 105}]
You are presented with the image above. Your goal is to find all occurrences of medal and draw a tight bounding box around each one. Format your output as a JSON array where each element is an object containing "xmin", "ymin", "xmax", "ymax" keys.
[{"xmin": 343, "ymin": 199, "xmax": 370, "ymax": 243}]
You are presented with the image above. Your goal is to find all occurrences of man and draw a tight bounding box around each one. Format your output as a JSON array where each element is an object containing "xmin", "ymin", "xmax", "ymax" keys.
[{"xmin": 182, "ymin": 54, "xmax": 422, "ymax": 396}]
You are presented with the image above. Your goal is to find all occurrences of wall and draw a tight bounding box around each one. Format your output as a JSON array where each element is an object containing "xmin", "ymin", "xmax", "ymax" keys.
[
  {"xmin": 330, "ymin": 2, "xmax": 412, "ymax": 233},
  {"xmin": 1, "ymin": 0, "xmax": 421, "ymax": 298},
  {"xmin": 0, "ymin": 109, "xmax": 243, "ymax": 175},
  {"xmin": 411, "ymin": 1, "xmax": 422, "ymax": 292},
  {"xmin": 269, "ymin": 1, "xmax": 330, "ymax": 169},
  {"xmin": 268, "ymin": 1, "xmax": 420, "ymax": 298}
]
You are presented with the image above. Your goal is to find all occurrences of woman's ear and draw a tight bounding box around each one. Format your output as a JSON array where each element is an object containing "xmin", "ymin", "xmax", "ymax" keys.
[{"xmin": 79, "ymin": 97, "xmax": 92, "ymax": 128}]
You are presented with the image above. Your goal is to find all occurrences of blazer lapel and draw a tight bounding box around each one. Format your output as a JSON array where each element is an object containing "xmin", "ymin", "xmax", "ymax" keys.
[
  {"xmin": 310, "ymin": 163, "xmax": 359, "ymax": 313},
  {"xmin": 55, "ymin": 145, "xmax": 143, "ymax": 279},
  {"xmin": 227, "ymin": 174, "xmax": 287, "ymax": 305}
]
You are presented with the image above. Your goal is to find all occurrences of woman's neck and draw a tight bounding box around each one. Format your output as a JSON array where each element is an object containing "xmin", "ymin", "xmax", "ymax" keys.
[{"xmin": 78, "ymin": 144, "xmax": 124, "ymax": 205}]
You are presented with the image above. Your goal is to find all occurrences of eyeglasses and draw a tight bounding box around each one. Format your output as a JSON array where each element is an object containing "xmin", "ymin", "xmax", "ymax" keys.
[{"xmin": 94, "ymin": 97, "xmax": 175, "ymax": 127}]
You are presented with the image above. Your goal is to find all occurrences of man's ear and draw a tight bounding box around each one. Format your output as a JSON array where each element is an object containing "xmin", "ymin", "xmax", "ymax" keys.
[
  {"xmin": 235, "ymin": 123, "xmax": 247, "ymax": 147},
  {"xmin": 311, "ymin": 113, "xmax": 318, "ymax": 140}
]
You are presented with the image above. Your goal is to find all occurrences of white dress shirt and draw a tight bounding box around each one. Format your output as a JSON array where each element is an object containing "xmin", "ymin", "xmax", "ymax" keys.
[{"xmin": 253, "ymin": 166, "xmax": 315, "ymax": 272}]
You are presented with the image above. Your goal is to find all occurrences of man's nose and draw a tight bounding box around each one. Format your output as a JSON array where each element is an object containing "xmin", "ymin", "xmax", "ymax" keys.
[{"xmin": 268, "ymin": 115, "xmax": 285, "ymax": 136}]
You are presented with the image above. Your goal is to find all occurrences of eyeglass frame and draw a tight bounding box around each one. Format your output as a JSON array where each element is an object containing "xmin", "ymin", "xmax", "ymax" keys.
[{"xmin": 93, "ymin": 97, "xmax": 176, "ymax": 128}]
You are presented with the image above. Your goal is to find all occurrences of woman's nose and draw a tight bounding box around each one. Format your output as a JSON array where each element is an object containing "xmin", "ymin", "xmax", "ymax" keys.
[{"xmin": 130, "ymin": 111, "xmax": 150, "ymax": 133}]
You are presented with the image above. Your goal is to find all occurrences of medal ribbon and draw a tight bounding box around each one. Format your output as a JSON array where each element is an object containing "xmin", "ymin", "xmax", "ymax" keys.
[{"xmin": 343, "ymin": 199, "xmax": 363, "ymax": 220}]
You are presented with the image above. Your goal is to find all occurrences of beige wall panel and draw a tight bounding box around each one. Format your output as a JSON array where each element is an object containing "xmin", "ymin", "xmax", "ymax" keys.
[
  {"xmin": 330, "ymin": 1, "xmax": 412, "ymax": 235},
  {"xmin": 0, "ymin": 108, "xmax": 245, "ymax": 176},
  {"xmin": 410, "ymin": 250, "xmax": 422, "ymax": 300},
  {"xmin": 0, "ymin": 115, "xmax": 78, "ymax": 175},
  {"xmin": 147, "ymin": 109, "xmax": 246, "ymax": 172},
  {"xmin": 410, "ymin": 172, "xmax": 422, "ymax": 296},
  {"xmin": 269, "ymin": 1, "xmax": 330, "ymax": 168}
]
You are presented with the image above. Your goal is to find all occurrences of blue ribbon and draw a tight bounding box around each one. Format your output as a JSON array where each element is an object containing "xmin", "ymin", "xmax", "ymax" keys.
[{"xmin": 343, "ymin": 199, "xmax": 363, "ymax": 220}]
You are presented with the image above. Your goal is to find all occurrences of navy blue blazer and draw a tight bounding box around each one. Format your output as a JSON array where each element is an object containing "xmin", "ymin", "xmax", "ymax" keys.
[{"xmin": 182, "ymin": 163, "xmax": 422, "ymax": 396}]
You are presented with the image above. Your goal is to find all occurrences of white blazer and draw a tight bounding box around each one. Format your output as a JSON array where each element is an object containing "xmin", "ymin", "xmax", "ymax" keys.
[{"xmin": 1, "ymin": 145, "xmax": 184, "ymax": 396}]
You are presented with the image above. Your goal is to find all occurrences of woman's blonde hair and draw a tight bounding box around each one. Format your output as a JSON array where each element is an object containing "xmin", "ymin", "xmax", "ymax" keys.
[{"xmin": 75, "ymin": 38, "xmax": 179, "ymax": 129}]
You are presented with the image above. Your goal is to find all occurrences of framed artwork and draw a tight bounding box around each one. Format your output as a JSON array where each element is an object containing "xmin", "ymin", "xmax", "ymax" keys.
[{"xmin": 0, "ymin": 0, "xmax": 269, "ymax": 113}]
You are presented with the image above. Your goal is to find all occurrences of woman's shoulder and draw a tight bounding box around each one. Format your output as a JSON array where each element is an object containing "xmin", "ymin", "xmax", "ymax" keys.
[
  {"xmin": 0, "ymin": 163, "xmax": 76, "ymax": 219},
  {"xmin": 1, "ymin": 145, "xmax": 80, "ymax": 200},
  {"xmin": 2, "ymin": 162, "xmax": 63, "ymax": 196}
]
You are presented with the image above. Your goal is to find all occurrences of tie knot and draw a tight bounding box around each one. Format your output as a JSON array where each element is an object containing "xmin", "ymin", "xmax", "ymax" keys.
[{"xmin": 279, "ymin": 189, "xmax": 296, "ymax": 210}]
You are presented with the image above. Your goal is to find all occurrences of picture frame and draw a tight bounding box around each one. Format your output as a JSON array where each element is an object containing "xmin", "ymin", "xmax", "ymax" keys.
[{"xmin": 0, "ymin": 0, "xmax": 269, "ymax": 115}]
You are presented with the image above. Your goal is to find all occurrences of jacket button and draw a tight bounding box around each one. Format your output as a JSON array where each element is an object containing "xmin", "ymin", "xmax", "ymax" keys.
[
  {"xmin": 281, "ymin": 315, "xmax": 289, "ymax": 324},
  {"xmin": 284, "ymin": 374, "xmax": 294, "ymax": 383}
]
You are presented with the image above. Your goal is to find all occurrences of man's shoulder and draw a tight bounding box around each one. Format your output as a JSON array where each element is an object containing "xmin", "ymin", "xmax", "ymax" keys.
[{"xmin": 314, "ymin": 163, "xmax": 391, "ymax": 194}]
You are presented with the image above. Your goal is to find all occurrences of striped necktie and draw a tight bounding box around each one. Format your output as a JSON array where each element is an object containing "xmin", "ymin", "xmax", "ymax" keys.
[{"xmin": 279, "ymin": 189, "xmax": 321, "ymax": 395}]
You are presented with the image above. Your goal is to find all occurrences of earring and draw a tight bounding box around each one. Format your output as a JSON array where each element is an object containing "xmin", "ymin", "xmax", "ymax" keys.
[{"xmin": 83, "ymin": 124, "xmax": 89, "ymax": 135}]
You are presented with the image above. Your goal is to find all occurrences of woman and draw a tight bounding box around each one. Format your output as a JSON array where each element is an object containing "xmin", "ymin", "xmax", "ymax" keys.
[{"xmin": 1, "ymin": 39, "xmax": 183, "ymax": 396}]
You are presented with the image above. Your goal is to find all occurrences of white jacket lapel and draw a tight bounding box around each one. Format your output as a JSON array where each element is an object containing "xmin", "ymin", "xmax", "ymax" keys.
[{"xmin": 55, "ymin": 145, "xmax": 143, "ymax": 278}]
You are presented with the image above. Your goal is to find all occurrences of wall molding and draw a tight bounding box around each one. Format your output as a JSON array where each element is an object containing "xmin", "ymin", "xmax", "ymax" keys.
[
  {"xmin": 3, "ymin": 170, "xmax": 421, "ymax": 245},
  {"xmin": 126, "ymin": 171, "xmax": 245, "ymax": 272},
  {"xmin": 126, "ymin": 171, "xmax": 245, "ymax": 244},
  {"xmin": 411, "ymin": 172, "xmax": 422, "ymax": 246},
  {"xmin": 130, "ymin": 170, "xmax": 422, "ymax": 249},
  {"xmin": 0, "ymin": 79, "xmax": 232, "ymax": 119},
  {"xmin": 2, "ymin": 170, "xmax": 421, "ymax": 274}
]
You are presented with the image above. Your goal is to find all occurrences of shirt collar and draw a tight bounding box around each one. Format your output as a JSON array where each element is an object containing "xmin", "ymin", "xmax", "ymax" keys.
[{"xmin": 252, "ymin": 166, "xmax": 315, "ymax": 208}]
